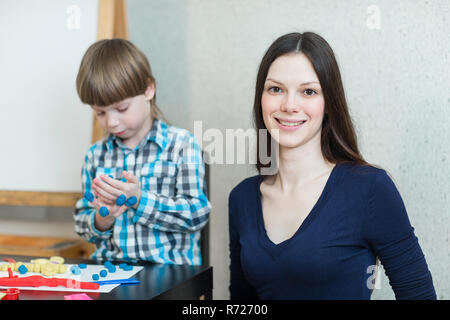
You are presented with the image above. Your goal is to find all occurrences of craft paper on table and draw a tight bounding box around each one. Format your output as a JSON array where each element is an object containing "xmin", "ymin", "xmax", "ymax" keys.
[{"xmin": 0, "ymin": 263, "xmax": 143, "ymax": 293}]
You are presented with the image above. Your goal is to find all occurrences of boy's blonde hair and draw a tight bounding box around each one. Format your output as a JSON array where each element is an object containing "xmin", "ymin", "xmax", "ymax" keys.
[{"xmin": 76, "ymin": 38, "xmax": 165, "ymax": 121}]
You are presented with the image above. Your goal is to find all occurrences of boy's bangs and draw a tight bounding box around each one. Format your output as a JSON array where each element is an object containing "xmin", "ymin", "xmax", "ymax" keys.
[
  {"xmin": 79, "ymin": 59, "xmax": 146, "ymax": 107},
  {"xmin": 77, "ymin": 40, "xmax": 149, "ymax": 107}
]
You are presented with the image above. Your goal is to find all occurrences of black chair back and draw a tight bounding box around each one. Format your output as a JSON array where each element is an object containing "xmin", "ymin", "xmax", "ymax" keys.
[{"xmin": 200, "ymin": 153, "xmax": 210, "ymax": 266}]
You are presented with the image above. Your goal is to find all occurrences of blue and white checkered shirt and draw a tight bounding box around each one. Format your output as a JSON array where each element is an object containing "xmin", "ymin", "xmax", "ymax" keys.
[{"xmin": 74, "ymin": 119, "xmax": 211, "ymax": 265}]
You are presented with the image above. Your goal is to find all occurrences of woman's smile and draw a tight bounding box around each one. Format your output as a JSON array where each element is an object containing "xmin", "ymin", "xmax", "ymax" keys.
[{"xmin": 274, "ymin": 117, "xmax": 307, "ymax": 131}]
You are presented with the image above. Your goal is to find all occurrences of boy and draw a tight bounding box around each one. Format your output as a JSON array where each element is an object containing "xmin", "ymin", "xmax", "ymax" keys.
[{"xmin": 74, "ymin": 39, "xmax": 210, "ymax": 265}]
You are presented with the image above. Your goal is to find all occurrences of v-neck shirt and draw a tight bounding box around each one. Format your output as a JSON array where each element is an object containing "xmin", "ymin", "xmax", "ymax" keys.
[
  {"xmin": 256, "ymin": 164, "xmax": 337, "ymax": 254},
  {"xmin": 228, "ymin": 162, "xmax": 436, "ymax": 299}
]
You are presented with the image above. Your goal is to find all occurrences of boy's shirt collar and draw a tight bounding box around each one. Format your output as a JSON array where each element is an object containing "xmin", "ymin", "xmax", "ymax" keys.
[{"xmin": 105, "ymin": 118, "xmax": 168, "ymax": 151}]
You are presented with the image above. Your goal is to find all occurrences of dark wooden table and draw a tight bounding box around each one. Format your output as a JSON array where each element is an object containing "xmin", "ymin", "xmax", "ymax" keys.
[{"xmin": 0, "ymin": 254, "xmax": 213, "ymax": 300}]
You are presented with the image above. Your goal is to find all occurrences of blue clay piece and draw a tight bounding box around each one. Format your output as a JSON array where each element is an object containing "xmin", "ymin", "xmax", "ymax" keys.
[
  {"xmin": 78, "ymin": 264, "xmax": 87, "ymax": 269},
  {"xmin": 119, "ymin": 263, "xmax": 128, "ymax": 269},
  {"xmin": 70, "ymin": 265, "xmax": 81, "ymax": 275},
  {"xmin": 99, "ymin": 206, "xmax": 109, "ymax": 217},
  {"xmin": 84, "ymin": 191, "xmax": 94, "ymax": 202},
  {"xmin": 18, "ymin": 264, "xmax": 28, "ymax": 274},
  {"xmin": 123, "ymin": 265, "xmax": 133, "ymax": 271},
  {"xmin": 108, "ymin": 175, "xmax": 114, "ymax": 179},
  {"xmin": 99, "ymin": 269, "xmax": 108, "ymax": 277},
  {"xmin": 107, "ymin": 265, "xmax": 117, "ymax": 273},
  {"xmin": 126, "ymin": 196, "xmax": 137, "ymax": 207},
  {"xmin": 121, "ymin": 178, "xmax": 127, "ymax": 182},
  {"xmin": 104, "ymin": 261, "xmax": 116, "ymax": 273},
  {"xmin": 116, "ymin": 194, "xmax": 126, "ymax": 206},
  {"xmin": 92, "ymin": 274, "xmax": 99, "ymax": 281}
]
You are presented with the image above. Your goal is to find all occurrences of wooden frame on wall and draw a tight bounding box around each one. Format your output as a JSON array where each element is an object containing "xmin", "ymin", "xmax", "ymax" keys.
[{"xmin": 0, "ymin": 0, "xmax": 129, "ymax": 208}]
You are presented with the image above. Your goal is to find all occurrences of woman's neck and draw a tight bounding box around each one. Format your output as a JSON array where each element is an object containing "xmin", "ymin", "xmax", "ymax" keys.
[{"xmin": 274, "ymin": 138, "xmax": 334, "ymax": 192}]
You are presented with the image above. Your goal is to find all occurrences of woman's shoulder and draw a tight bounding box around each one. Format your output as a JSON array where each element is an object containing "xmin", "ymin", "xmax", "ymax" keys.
[
  {"xmin": 338, "ymin": 162, "xmax": 396, "ymax": 195},
  {"xmin": 339, "ymin": 162, "xmax": 387, "ymax": 181},
  {"xmin": 229, "ymin": 175, "xmax": 261, "ymax": 202}
]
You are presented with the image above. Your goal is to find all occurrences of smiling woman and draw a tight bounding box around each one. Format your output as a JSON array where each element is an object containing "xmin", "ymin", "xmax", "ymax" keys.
[
  {"xmin": 253, "ymin": 32, "xmax": 367, "ymax": 174},
  {"xmin": 228, "ymin": 32, "xmax": 436, "ymax": 300},
  {"xmin": 261, "ymin": 53, "xmax": 325, "ymax": 148}
]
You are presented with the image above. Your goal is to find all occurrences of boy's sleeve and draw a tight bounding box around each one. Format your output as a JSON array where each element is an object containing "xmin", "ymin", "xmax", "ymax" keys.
[
  {"xmin": 132, "ymin": 134, "xmax": 211, "ymax": 233},
  {"xmin": 361, "ymin": 170, "xmax": 436, "ymax": 300},
  {"xmin": 74, "ymin": 148, "xmax": 112, "ymax": 243}
]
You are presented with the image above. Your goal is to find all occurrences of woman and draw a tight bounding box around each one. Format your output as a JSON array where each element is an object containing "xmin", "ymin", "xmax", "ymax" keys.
[{"xmin": 228, "ymin": 32, "xmax": 436, "ymax": 299}]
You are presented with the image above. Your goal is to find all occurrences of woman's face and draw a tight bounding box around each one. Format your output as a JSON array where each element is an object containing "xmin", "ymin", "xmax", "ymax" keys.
[{"xmin": 261, "ymin": 53, "xmax": 325, "ymax": 150}]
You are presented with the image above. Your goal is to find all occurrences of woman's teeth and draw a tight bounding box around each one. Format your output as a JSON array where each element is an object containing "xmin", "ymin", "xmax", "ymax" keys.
[{"xmin": 278, "ymin": 120, "xmax": 306, "ymax": 126}]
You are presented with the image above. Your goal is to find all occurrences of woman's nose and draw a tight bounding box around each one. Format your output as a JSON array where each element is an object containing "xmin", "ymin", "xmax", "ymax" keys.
[{"xmin": 280, "ymin": 92, "xmax": 299, "ymax": 113}]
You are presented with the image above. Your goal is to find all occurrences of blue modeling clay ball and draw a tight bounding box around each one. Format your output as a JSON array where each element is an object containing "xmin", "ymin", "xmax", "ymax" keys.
[
  {"xmin": 70, "ymin": 265, "xmax": 81, "ymax": 275},
  {"xmin": 121, "ymin": 178, "xmax": 127, "ymax": 182},
  {"xmin": 107, "ymin": 265, "xmax": 117, "ymax": 273},
  {"xmin": 92, "ymin": 274, "xmax": 99, "ymax": 281},
  {"xmin": 18, "ymin": 264, "xmax": 28, "ymax": 274},
  {"xmin": 116, "ymin": 194, "xmax": 126, "ymax": 206},
  {"xmin": 99, "ymin": 206, "xmax": 109, "ymax": 217},
  {"xmin": 123, "ymin": 265, "xmax": 133, "ymax": 271},
  {"xmin": 78, "ymin": 263, "xmax": 87, "ymax": 269},
  {"xmin": 99, "ymin": 269, "xmax": 108, "ymax": 277},
  {"xmin": 84, "ymin": 191, "xmax": 94, "ymax": 202},
  {"xmin": 126, "ymin": 196, "xmax": 137, "ymax": 207}
]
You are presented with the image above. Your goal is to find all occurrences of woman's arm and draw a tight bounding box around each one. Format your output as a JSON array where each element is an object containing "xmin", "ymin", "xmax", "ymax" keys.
[
  {"xmin": 229, "ymin": 190, "xmax": 259, "ymax": 300},
  {"xmin": 361, "ymin": 170, "xmax": 436, "ymax": 299}
]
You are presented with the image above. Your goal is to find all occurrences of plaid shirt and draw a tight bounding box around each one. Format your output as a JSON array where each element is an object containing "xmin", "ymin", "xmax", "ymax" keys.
[{"xmin": 74, "ymin": 119, "xmax": 211, "ymax": 265}]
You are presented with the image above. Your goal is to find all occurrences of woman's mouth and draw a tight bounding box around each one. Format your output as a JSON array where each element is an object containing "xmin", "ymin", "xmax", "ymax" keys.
[{"xmin": 275, "ymin": 118, "xmax": 307, "ymax": 130}]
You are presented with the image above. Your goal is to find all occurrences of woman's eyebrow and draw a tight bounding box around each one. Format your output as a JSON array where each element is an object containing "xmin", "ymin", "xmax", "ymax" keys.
[{"xmin": 266, "ymin": 78, "xmax": 320, "ymax": 86}]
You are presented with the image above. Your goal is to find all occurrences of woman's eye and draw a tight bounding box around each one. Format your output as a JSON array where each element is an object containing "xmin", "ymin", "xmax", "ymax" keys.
[
  {"xmin": 304, "ymin": 89, "xmax": 317, "ymax": 96},
  {"xmin": 118, "ymin": 107, "xmax": 128, "ymax": 112},
  {"xmin": 96, "ymin": 112, "xmax": 105, "ymax": 116},
  {"xmin": 268, "ymin": 86, "xmax": 282, "ymax": 93}
]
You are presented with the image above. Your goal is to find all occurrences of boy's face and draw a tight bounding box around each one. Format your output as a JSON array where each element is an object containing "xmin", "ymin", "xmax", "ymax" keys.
[{"xmin": 91, "ymin": 84, "xmax": 155, "ymax": 148}]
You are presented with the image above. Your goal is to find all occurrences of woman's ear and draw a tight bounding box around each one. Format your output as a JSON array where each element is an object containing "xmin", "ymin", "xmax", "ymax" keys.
[{"xmin": 144, "ymin": 81, "xmax": 155, "ymax": 101}]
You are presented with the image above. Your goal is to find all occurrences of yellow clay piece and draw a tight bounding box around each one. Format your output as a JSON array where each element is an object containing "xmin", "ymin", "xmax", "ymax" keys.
[
  {"xmin": 49, "ymin": 256, "xmax": 65, "ymax": 264},
  {"xmin": 1, "ymin": 257, "xmax": 68, "ymax": 276},
  {"xmin": 58, "ymin": 264, "xmax": 67, "ymax": 274}
]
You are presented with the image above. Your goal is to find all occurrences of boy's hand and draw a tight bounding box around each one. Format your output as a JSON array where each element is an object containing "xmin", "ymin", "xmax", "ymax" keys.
[
  {"xmin": 92, "ymin": 171, "xmax": 141, "ymax": 210},
  {"xmin": 91, "ymin": 196, "xmax": 128, "ymax": 232}
]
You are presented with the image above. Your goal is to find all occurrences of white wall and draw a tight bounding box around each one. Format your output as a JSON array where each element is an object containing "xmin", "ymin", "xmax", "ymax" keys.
[
  {"xmin": 0, "ymin": 0, "xmax": 96, "ymax": 192},
  {"xmin": 0, "ymin": 1, "xmax": 98, "ymax": 242},
  {"xmin": 128, "ymin": 0, "xmax": 450, "ymax": 299}
]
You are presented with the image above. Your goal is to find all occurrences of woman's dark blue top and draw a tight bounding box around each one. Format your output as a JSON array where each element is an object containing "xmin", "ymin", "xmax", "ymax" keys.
[{"xmin": 228, "ymin": 163, "xmax": 436, "ymax": 300}]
